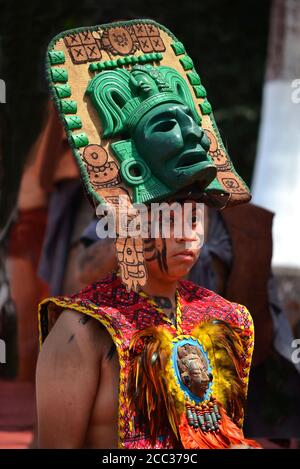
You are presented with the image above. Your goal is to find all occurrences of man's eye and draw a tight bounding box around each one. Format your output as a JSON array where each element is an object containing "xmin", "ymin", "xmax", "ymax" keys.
[{"xmin": 153, "ymin": 120, "xmax": 176, "ymax": 132}]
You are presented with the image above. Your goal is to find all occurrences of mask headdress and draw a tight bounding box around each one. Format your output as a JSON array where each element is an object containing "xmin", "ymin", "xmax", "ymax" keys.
[
  {"xmin": 87, "ymin": 64, "xmax": 201, "ymax": 133},
  {"xmin": 86, "ymin": 67, "xmax": 133, "ymax": 138},
  {"xmin": 46, "ymin": 19, "xmax": 251, "ymax": 291}
]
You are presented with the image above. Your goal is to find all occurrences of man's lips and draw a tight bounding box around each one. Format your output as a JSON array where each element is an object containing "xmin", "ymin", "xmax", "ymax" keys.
[{"xmin": 173, "ymin": 250, "xmax": 196, "ymax": 259}]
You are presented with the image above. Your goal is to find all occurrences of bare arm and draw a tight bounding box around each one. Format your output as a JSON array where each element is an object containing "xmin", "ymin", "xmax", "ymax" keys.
[{"xmin": 36, "ymin": 310, "xmax": 109, "ymax": 448}]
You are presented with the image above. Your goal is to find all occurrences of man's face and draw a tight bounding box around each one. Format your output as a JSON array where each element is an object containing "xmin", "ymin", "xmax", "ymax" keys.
[
  {"xmin": 133, "ymin": 102, "xmax": 216, "ymax": 191},
  {"xmin": 144, "ymin": 200, "xmax": 203, "ymax": 281}
]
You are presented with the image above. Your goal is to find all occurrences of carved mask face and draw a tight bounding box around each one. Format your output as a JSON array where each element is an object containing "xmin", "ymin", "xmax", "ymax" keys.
[
  {"xmin": 177, "ymin": 344, "xmax": 212, "ymax": 398},
  {"xmin": 133, "ymin": 102, "xmax": 216, "ymax": 191}
]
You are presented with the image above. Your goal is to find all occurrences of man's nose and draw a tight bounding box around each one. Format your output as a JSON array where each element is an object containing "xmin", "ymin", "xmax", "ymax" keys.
[{"xmin": 175, "ymin": 230, "xmax": 198, "ymax": 243}]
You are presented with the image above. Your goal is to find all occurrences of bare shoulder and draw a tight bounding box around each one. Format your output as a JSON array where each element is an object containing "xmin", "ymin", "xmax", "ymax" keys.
[
  {"xmin": 37, "ymin": 309, "xmax": 114, "ymax": 371},
  {"xmin": 36, "ymin": 309, "xmax": 115, "ymax": 448}
]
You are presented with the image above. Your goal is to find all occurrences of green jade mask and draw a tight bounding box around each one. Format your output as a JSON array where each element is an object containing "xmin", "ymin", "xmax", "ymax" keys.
[{"xmin": 86, "ymin": 64, "xmax": 218, "ymax": 204}]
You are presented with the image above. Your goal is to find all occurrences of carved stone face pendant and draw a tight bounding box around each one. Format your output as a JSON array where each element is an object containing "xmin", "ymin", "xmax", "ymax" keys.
[
  {"xmin": 177, "ymin": 343, "xmax": 212, "ymax": 398},
  {"xmin": 172, "ymin": 337, "xmax": 213, "ymax": 403}
]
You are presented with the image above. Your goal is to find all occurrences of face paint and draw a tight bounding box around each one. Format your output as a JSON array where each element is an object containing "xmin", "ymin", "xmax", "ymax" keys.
[{"xmin": 144, "ymin": 237, "xmax": 168, "ymax": 273}]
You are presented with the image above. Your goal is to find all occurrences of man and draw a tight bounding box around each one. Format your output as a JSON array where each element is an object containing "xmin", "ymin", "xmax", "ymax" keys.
[
  {"xmin": 36, "ymin": 200, "xmax": 259, "ymax": 448},
  {"xmin": 36, "ymin": 19, "xmax": 259, "ymax": 449},
  {"xmin": 36, "ymin": 200, "xmax": 199, "ymax": 448}
]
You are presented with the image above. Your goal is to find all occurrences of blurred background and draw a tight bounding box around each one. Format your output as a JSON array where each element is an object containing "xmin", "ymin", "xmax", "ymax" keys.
[{"xmin": 0, "ymin": 0, "xmax": 300, "ymax": 449}]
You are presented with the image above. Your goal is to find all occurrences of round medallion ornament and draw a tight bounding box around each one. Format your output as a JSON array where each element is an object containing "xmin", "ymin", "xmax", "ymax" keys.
[
  {"xmin": 172, "ymin": 337, "xmax": 213, "ymax": 404},
  {"xmin": 101, "ymin": 27, "xmax": 137, "ymax": 56}
]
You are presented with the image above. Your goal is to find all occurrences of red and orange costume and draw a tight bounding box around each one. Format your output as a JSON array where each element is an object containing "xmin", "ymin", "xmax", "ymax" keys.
[{"xmin": 39, "ymin": 272, "xmax": 259, "ymax": 449}]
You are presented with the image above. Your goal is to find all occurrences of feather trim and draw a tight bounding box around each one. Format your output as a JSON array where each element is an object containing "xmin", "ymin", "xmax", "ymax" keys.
[
  {"xmin": 192, "ymin": 320, "xmax": 246, "ymax": 425},
  {"xmin": 127, "ymin": 326, "xmax": 182, "ymax": 444},
  {"xmin": 127, "ymin": 320, "xmax": 257, "ymax": 448},
  {"xmin": 179, "ymin": 405, "xmax": 261, "ymax": 449}
]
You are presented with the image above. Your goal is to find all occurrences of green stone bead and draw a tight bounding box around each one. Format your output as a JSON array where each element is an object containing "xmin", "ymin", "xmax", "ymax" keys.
[
  {"xmin": 186, "ymin": 409, "xmax": 194, "ymax": 426},
  {"xmin": 51, "ymin": 67, "xmax": 68, "ymax": 83},
  {"xmin": 193, "ymin": 85, "xmax": 207, "ymax": 99},
  {"xmin": 89, "ymin": 63, "xmax": 98, "ymax": 72},
  {"xmin": 211, "ymin": 411, "xmax": 219, "ymax": 429},
  {"xmin": 211, "ymin": 411, "xmax": 217, "ymax": 424},
  {"xmin": 71, "ymin": 132, "xmax": 89, "ymax": 148},
  {"xmin": 60, "ymin": 99, "xmax": 77, "ymax": 114},
  {"xmin": 207, "ymin": 412, "xmax": 214, "ymax": 429},
  {"xmin": 171, "ymin": 41, "xmax": 185, "ymax": 56},
  {"xmin": 213, "ymin": 404, "xmax": 221, "ymax": 420},
  {"xmin": 55, "ymin": 84, "xmax": 71, "ymax": 98},
  {"xmin": 179, "ymin": 55, "xmax": 194, "ymax": 71},
  {"xmin": 49, "ymin": 50, "xmax": 65, "ymax": 65},
  {"xmin": 197, "ymin": 413, "xmax": 205, "ymax": 426},
  {"xmin": 64, "ymin": 115, "xmax": 82, "ymax": 130},
  {"xmin": 187, "ymin": 71, "xmax": 201, "ymax": 86},
  {"xmin": 192, "ymin": 410, "xmax": 199, "ymax": 428},
  {"xmin": 204, "ymin": 412, "xmax": 212, "ymax": 430},
  {"xmin": 200, "ymin": 99, "xmax": 212, "ymax": 115}
]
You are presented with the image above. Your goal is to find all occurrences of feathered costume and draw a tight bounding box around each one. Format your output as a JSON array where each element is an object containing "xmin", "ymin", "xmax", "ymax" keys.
[{"xmin": 39, "ymin": 273, "xmax": 260, "ymax": 449}]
